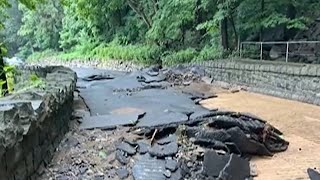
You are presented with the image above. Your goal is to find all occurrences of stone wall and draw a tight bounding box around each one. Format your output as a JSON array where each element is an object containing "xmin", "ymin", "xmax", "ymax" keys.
[
  {"xmin": 0, "ymin": 66, "xmax": 76, "ymax": 180},
  {"xmin": 197, "ymin": 59, "xmax": 320, "ymax": 105},
  {"xmin": 29, "ymin": 58, "xmax": 144, "ymax": 72}
]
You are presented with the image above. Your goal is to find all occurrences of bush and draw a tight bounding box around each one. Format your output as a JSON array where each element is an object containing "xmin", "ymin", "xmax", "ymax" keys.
[
  {"xmin": 162, "ymin": 48, "xmax": 198, "ymax": 66},
  {"xmin": 92, "ymin": 43, "xmax": 162, "ymax": 65},
  {"xmin": 193, "ymin": 45, "xmax": 224, "ymax": 62}
]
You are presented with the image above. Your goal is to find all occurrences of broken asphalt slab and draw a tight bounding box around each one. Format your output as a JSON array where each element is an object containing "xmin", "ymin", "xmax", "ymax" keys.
[
  {"xmin": 132, "ymin": 154, "xmax": 167, "ymax": 180},
  {"xmin": 308, "ymin": 168, "xmax": 320, "ymax": 180},
  {"xmin": 79, "ymin": 111, "xmax": 145, "ymax": 130}
]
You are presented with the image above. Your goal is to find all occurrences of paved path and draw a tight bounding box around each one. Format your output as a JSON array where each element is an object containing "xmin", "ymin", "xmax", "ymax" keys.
[
  {"xmin": 66, "ymin": 67, "xmax": 319, "ymax": 179},
  {"xmin": 202, "ymin": 91, "xmax": 320, "ymax": 180}
]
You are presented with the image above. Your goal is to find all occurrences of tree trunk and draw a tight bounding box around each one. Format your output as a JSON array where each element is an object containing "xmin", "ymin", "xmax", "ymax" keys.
[
  {"xmin": 260, "ymin": 0, "xmax": 265, "ymax": 41},
  {"xmin": 229, "ymin": 15, "xmax": 238, "ymax": 50},
  {"xmin": 0, "ymin": 48, "xmax": 8, "ymax": 96},
  {"xmin": 127, "ymin": 0, "xmax": 152, "ymax": 29},
  {"xmin": 285, "ymin": 2, "xmax": 297, "ymax": 40},
  {"xmin": 221, "ymin": 18, "xmax": 229, "ymax": 50}
]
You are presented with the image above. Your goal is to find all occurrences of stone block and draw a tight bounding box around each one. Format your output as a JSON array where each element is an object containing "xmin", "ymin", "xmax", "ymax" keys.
[
  {"xmin": 33, "ymin": 146, "xmax": 43, "ymax": 170},
  {"xmin": 300, "ymin": 66, "xmax": 309, "ymax": 76},
  {"xmin": 286, "ymin": 67, "xmax": 294, "ymax": 75},
  {"xmin": 13, "ymin": 160, "xmax": 27, "ymax": 180},
  {"xmin": 308, "ymin": 66, "xmax": 318, "ymax": 76},
  {"xmin": 25, "ymin": 152, "xmax": 34, "ymax": 175},
  {"xmin": 5, "ymin": 143, "xmax": 24, "ymax": 173},
  {"xmin": 0, "ymin": 155, "xmax": 7, "ymax": 177}
]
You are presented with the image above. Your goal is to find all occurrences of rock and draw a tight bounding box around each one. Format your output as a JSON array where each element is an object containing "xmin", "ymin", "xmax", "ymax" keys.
[
  {"xmin": 56, "ymin": 175, "xmax": 70, "ymax": 180},
  {"xmin": 116, "ymin": 142, "xmax": 136, "ymax": 155},
  {"xmin": 179, "ymin": 160, "xmax": 191, "ymax": 177},
  {"xmin": 116, "ymin": 167, "xmax": 129, "ymax": 179},
  {"xmin": 201, "ymin": 76, "xmax": 213, "ymax": 84},
  {"xmin": 218, "ymin": 154, "xmax": 251, "ymax": 180},
  {"xmin": 163, "ymin": 170, "xmax": 172, "ymax": 178},
  {"xmin": 115, "ymin": 150, "xmax": 129, "ymax": 165},
  {"xmin": 187, "ymin": 162, "xmax": 193, "ymax": 168},
  {"xmin": 269, "ymin": 46, "xmax": 282, "ymax": 59},
  {"xmin": 308, "ymin": 168, "xmax": 320, "ymax": 180},
  {"xmin": 147, "ymin": 71, "xmax": 159, "ymax": 77},
  {"xmin": 157, "ymin": 135, "xmax": 176, "ymax": 145},
  {"xmin": 250, "ymin": 163, "xmax": 258, "ymax": 177},
  {"xmin": 149, "ymin": 141, "xmax": 178, "ymax": 158},
  {"xmin": 165, "ymin": 159, "xmax": 178, "ymax": 172},
  {"xmin": 64, "ymin": 136, "xmax": 80, "ymax": 148},
  {"xmin": 137, "ymin": 141, "xmax": 149, "ymax": 154},
  {"xmin": 79, "ymin": 166, "xmax": 88, "ymax": 175},
  {"xmin": 94, "ymin": 175, "xmax": 105, "ymax": 180},
  {"xmin": 171, "ymin": 168, "xmax": 183, "ymax": 180},
  {"xmin": 202, "ymin": 150, "xmax": 230, "ymax": 177},
  {"xmin": 230, "ymin": 89, "xmax": 240, "ymax": 93}
]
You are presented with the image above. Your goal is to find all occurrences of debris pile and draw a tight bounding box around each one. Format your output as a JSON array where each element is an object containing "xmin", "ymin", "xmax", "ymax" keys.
[
  {"xmin": 163, "ymin": 65, "xmax": 205, "ymax": 86},
  {"xmin": 111, "ymin": 110, "xmax": 289, "ymax": 180}
]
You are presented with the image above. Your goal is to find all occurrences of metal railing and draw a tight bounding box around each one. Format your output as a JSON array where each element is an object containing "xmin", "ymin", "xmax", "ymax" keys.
[{"xmin": 239, "ymin": 41, "xmax": 320, "ymax": 63}]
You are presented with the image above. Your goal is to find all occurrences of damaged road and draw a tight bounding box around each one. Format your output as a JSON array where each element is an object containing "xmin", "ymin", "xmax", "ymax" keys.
[{"xmin": 41, "ymin": 65, "xmax": 290, "ymax": 180}]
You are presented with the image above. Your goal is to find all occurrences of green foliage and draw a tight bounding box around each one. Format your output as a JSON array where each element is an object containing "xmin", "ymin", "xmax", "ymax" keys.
[
  {"xmin": 2, "ymin": 0, "xmax": 320, "ymax": 66},
  {"xmin": 0, "ymin": 64, "xmax": 16, "ymax": 95},
  {"xmin": 147, "ymin": 0, "xmax": 197, "ymax": 46},
  {"xmin": 163, "ymin": 48, "xmax": 198, "ymax": 66},
  {"xmin": 92, "ymin": 42, "xmax": 162, "ymax": 65},
  {"xmin": 18, "ymin": 0, "xmax": 63, "ymax": 55},
  {"xmin": 194, "ymin": 45, "xmax": 224, "ymax": 62}
]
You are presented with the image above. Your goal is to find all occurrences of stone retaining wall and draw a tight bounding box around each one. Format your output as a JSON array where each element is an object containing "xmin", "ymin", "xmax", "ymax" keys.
[
  {"xmin": 29, "ymin": 58, "xmax": 144, "ymax": 72},
  {"xmin": 0, "ymin": 66, "xmax": 76, "ymax": 180},
  {"xmin": 197, "ymin": 59, "xmax": 320, "ymax": 105}
]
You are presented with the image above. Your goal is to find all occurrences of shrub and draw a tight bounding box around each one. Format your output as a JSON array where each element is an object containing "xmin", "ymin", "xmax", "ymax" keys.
[
  {"xmin": 92, "ymin": 43, "xmax": 162, "ymax": 65},
  {"xmin": 193, "ymin": 45, "xmax": 224, "ymax": 62},
  {"xmin": 162, "ymin": 48, "xmax": 198, "ymax": 66}
]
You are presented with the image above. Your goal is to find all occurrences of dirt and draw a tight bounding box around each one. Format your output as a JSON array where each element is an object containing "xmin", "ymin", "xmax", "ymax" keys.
[{"xmin": 201, "ymin": 91, "xmax": 320, "ymax": 180}]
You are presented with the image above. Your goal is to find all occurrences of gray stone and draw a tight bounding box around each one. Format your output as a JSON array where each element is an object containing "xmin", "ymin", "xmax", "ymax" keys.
[
  {"xmin": 137, "ymin": 141, "xmax": 149, "ymax": 154},
  {"xmin": 94, "ymin": 175, "xmax": 104, "ymax": 180},
  {"xmin": 165, "ymin": 159, "xmax": 178, "ymax": 172},
  {"xmin": 115, "ymin": 150, "xmax": 129, "ymax": 165},
  {"xmin": 149, "ymin": 141, "xmax": 178, "ymax": 158},
  {"xmin": 163, "ymin": 170, "xmax": 172, "ymax": 178},
  {"xmin": 116, "ymin": 142, "xmax": 137, "ymax": 155},
  {"xmin": 157, "ymin": 135, "xmax": 176, "ymax": 145},
  {"xmin": 116, "ymin": 167, "xmax": 129, "ymax": 179}
]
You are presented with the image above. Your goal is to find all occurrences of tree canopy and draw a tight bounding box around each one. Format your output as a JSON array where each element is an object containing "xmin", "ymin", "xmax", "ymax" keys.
[{"xmin": 0, "ymin": 0, "xmax": 319, "ymax": 64}]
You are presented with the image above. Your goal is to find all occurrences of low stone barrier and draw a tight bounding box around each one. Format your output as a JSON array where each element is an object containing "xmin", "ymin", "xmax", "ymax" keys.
[
  {"xmin": 0, "ymin": 66, "xmax": 76, "ymax": 180},
  {"xmin": 29, "ymin": 58, "xmax": 144, "ymax": 72},
  {"xmin": 196, "ymin": 59, "xmax": 320, "ymax": 105}
]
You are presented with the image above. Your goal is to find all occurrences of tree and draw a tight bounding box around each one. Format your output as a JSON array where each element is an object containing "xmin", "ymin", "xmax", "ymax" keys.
[
  {"xmin": 0, "ymin": 0, "xmax": 42, "ymax": 95},
  {"xmin": 18, "ymin": 0, "xmax": 63, "ymax": 55}
]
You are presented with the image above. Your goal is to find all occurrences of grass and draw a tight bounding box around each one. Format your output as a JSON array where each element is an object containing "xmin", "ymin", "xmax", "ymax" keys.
[{"xmin": 27, "ymin": 42, "xmax": 224, "ymax": 66}]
